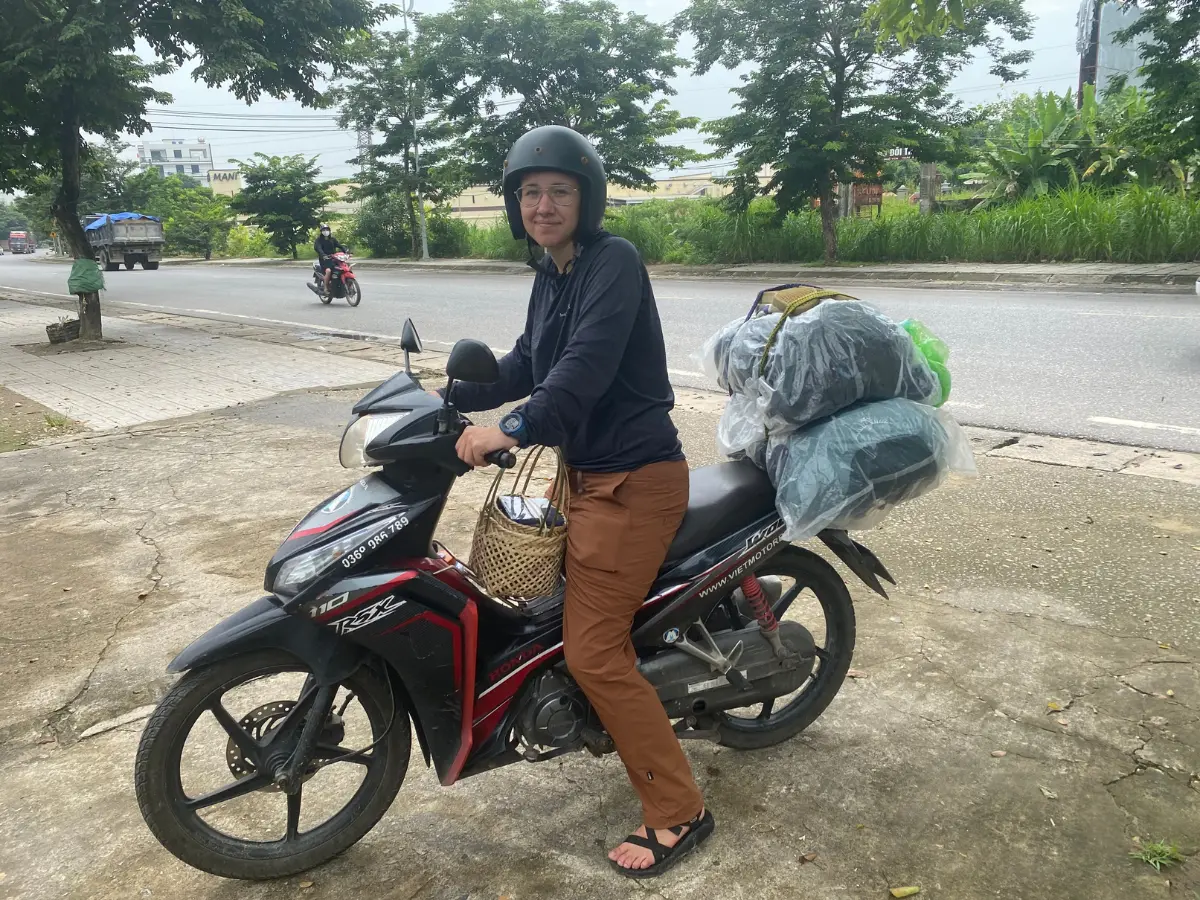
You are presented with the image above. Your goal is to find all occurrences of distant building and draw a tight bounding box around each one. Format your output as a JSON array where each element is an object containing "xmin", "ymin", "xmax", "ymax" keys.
[
  {"xmin": 1077, "ymin": 0, "xmax": 1147, "ymax": 100},
  {"xmin": 322, "ymin": 183, "xmax": 362, "ymax": 217},
  {"xmin": 136, "ymin": 138, "xmax": 216, "ymax": 180},
  {"xmin": 206, "ymin": 169, "xmax": 243, "ymax": 197}
]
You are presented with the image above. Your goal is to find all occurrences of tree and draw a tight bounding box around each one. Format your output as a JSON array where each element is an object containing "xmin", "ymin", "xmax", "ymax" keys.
[
  {"xmin": 336, "ymin": 30, "xmax": 464, "ymax": 259},
  {"xmin": 970, "ymin": 88, "xmax": 1086, "ymax": 201},
  {"xmin": 1118, "ymin": 0, "xmax": 1200, "ymax": 168},
  {"xmin": 865, "ymin": 0, "xmax": 968, "ymax": 44},
  {"xmin": 415, "ymin": 0, "xmax": 701, "ymax": 191},
  {"xmin": 228, "ymin": 154, "xmax": 332, "ymax": 259},
  {"xmin": 12, "ymin": 139, "xmax": 141, "ymax": 238},
  {"xmin": 0, "ymin": 199, "xmax": 29, "ymax": 240},
  {"xmin": 677, "ymin": 0, "xmax": 1031, "ymax": 262},
  {"xmin": 165, "ymin": 197, "xmax": 235, "ymax": 260},
  {"xmin": 0, "ymin": 0, "xmax": 384, "ymax": 340}
]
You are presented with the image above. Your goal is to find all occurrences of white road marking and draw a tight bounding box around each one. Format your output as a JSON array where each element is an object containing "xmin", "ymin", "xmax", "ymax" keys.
[
  {"xmin": 943, "ymin": 400, "xmax": 985, "ymax": 409},
  {"xmin": 668, "ymin": 368, "xmax": 708, "ymax": 380},
  {"xmin": 0, "ymin": 284, "xmax": 74, "ymax": 299},
  {"xmin": 1089, "ymin": 416, "xmax": 1200, "ymax": 437}
]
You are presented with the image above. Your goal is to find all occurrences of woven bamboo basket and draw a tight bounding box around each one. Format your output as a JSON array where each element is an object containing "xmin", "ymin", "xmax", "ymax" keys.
[{"xmin": 468, "ymin": 446, "xmax": 571, "ymax": 599}]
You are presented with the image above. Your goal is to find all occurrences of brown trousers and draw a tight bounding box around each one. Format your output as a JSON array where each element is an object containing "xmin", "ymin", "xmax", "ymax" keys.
[{"xmin": 562, "ymin": 458, "xmax": 704, "ymax": 829}]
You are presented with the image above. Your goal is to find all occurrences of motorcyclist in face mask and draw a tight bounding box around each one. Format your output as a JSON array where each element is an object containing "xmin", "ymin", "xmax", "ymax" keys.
[{"xmin": 314, "ymin": 224, "xmax": 348, "ymax": 296}]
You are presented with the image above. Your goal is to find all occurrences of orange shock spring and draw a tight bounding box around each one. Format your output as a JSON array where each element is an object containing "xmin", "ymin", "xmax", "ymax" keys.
[{"xmin": 739, "ymin": 574, "xmax": 778, "ymax": 632}]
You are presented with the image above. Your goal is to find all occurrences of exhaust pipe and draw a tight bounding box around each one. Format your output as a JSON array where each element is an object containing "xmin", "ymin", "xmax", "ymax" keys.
[{"xmin": 305, "ymin": 282, "xmax": 321, "ymax": 296}]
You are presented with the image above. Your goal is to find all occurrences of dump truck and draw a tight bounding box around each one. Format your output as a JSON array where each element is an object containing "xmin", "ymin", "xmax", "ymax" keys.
[
  {"xmin": 85, "ymin": 212, "xmax": 165, "ymax": 270},
  {"xmin": 7, "ymin": 231, "xmax": 33, "ymax": 253}
]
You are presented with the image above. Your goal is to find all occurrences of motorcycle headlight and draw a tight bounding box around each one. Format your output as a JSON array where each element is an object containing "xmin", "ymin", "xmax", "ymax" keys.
[
  {"xmin": 275, "ymin": 515, "xmax": 402, "ymax": 592},
  {"xmin": 339, "ymin": 412, "xmax": 411, "ymax": 468}
]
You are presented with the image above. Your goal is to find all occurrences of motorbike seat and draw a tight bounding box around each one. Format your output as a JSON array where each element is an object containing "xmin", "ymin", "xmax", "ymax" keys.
[{"xmin": 664, "ymin": 460, "xmax": 777, "ymax": 563}]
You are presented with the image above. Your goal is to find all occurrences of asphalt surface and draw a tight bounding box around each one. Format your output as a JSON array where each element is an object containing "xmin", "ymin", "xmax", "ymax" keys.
[{"xmin": 3, "ymin": 251, "xmax": 1199, "ymax": 451}]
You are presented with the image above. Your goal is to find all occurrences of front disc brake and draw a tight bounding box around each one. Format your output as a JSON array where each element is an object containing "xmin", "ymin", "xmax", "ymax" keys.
[{"xmin": 225, "ymin": 700, "xmax": 346, "ymax": 789}]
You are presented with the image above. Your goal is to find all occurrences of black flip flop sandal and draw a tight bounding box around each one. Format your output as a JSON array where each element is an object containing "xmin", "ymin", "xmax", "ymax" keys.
[{"xmin": 609, "ymin": 809, "xmax": 716, "ymax": 879}]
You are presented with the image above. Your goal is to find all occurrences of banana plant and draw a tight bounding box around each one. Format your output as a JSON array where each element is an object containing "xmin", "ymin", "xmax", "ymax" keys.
[{"xmin": 970, "ymin": 88, "xmax": 1083, "ymax": 203}]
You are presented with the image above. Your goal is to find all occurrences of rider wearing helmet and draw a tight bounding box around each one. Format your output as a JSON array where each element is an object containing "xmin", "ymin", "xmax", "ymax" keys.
[
  {"xmin": 448, "ymin": 125, "xmax": 713, "ymax": 877},
  {"xmin": 314, "ymin": 224, "xmax": 348, "ymax": 296}
]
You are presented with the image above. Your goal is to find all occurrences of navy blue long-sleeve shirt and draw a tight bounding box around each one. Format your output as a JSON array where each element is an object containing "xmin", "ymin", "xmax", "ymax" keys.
[{"xmin": 449, "ymin": 232, "xmax": 683, "ymax": 473}]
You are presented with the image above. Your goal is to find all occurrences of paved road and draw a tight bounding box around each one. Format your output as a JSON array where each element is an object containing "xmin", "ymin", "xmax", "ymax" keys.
[{"xmin": 3, "ymin": 252, "xmax": 1199, "ymax": 451}]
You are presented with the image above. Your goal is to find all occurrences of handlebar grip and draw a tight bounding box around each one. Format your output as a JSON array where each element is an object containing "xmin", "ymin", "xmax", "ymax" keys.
[{"xmin": 484, "ymin": 450, "xmax": 517, "ymax": 469}]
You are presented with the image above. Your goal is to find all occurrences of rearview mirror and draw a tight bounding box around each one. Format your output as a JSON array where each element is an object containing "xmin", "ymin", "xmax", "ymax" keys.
[
  {"xmin": 401, "ymin": 318, "xmax": 422, "ymax": 375},
  {"xmin": 401, "ymin": 318, "xmax": 422, "ymax": 354},
  {"xmin": 446, "ymin": 339, "xmax": 499, "ymax": 385}
]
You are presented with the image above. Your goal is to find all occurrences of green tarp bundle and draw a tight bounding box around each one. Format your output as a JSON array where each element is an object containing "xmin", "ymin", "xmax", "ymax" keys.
[{"xmin": 67, "ymin": 258, "xmax": 105, "ymax": 294}]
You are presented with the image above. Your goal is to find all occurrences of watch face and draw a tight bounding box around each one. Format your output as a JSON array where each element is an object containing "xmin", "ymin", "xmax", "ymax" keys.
[{"xmin": 502, "ymin": 413, "xmax": 521, "ymax": 433}]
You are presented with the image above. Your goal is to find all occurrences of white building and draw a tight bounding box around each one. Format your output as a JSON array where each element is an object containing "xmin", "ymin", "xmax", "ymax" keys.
[
  {"xmin": 1077, "ymin": 0, "xmax": 1148, "ymax": 97},
  {"xmin": 136, "ymin": 138, "xmax": 216, "ymax": 181}
]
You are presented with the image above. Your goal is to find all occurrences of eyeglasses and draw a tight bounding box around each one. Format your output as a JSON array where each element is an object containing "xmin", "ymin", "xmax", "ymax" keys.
[{"xmin": 515, "ymin": 184, "xmax": 579, "ymax": 208}]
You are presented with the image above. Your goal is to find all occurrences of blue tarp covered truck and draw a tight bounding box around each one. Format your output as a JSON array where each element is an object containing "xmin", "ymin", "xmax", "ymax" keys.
[{"xmin": 85, "ymin": 212, "xmax": 165, "ymax": 271}]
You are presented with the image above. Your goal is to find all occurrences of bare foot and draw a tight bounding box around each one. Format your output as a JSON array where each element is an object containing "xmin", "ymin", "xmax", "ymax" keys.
[{"xmin": 608, "ymin": 810, "xmax": 702, "ymax": 872}]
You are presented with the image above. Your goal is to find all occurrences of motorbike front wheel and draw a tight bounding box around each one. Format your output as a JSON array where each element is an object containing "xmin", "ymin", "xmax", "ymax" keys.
[
  {"xmin": 134, "ymin": 649, "xmax": 410, "ymax": 879},
  {"xmin": 344, "ymin": 279, "xmax": 361, "ymax": 307}
]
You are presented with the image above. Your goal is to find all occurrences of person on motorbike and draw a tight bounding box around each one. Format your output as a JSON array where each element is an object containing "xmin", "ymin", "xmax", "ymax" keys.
[
  {"xmin": 314, "ymin": 224, "xmax": 348, "ymax": 296},
  {"xmin": 445, "ymin": 125, "xmax": 713, "ymax": 877}
]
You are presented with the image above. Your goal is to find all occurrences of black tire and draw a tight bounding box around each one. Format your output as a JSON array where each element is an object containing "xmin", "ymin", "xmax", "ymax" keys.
[
  {"xmin": 345, "ymin": 280, "xmax": 361, "ymax": 307},
  {"xmin": 102, "ymin": 251, "xmax": 119, "ymax": 272},
  {"xmin": 714, "ymin": 546, "xmax": 856, "ymax": 750},
  {"xmin": 134, "ymin": 650, "xmax": 411, "ymax": 879},
  {"xmin": 124, "ymin": 259, "xmax": 136, "ymax": 270},
  {"xmin": 143, "ymin": 261, "xmax": 160, "ymax": 270}
]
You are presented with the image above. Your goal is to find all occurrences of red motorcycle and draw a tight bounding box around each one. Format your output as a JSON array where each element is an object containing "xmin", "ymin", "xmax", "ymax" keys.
[
  {"xmin": 307, "ymin": 251, "xmax": 361, "ymax": 306},
  {"xmin": 133, "ymin": 320, "xmax": 891, "ymax": 879}
]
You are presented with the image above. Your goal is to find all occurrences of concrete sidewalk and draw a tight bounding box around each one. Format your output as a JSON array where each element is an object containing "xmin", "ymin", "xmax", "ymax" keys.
[
  {"xmin": 0, "ymin": 298, "xmax": 410, "ymax": 429},
  {"xmin": 0, "ymin": 299, "xmax": 1198, "ymax": 900},
  {"xmin": 34, "ymin": 253, "xmax": 1200, "ymax": 291}
]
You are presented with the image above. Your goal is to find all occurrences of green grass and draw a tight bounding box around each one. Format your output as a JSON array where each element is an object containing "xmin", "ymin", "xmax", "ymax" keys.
[
  {"xmin": 1130, "ymin": 839, "xmax": 1185, "ymax": 872},
  {"xmin": 457, "ymin": 187, "xmax": 1200, "ymax": 265}
]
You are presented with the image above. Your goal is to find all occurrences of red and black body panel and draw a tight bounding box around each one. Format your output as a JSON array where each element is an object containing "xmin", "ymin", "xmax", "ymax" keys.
[{"xmin": 632, "ymin": 515, "xmax": 787, "ymax": 648}]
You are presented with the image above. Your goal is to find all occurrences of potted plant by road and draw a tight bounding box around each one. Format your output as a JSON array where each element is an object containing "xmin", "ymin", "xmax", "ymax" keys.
[{"xmin": 46, "ymin": 315, "xmax": 81, "ymax": 344}]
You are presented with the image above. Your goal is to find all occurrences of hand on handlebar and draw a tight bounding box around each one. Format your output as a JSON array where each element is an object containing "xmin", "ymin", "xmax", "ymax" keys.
[{"xmin": 455, "ymin": 424, "xmax": 518, "ymax": 468}]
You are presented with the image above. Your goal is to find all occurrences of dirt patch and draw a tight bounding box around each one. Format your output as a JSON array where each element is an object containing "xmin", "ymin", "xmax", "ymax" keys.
[
  {"xmin": 14, "ymin": 338, "xmax": 127, "ymax": 357},
  {"xmin": 0, "ymin": 386, "xmax": 81, "ymax": 451}
]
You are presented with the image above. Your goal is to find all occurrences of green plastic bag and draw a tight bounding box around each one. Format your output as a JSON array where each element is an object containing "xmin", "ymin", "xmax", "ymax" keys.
[
  {"xmin": 67, "ymin": 258, "xmax": 105, "ymax": 294},
  {"xmin": 901, "ymin": 319, "xmax": 952, "ymax": 406}
]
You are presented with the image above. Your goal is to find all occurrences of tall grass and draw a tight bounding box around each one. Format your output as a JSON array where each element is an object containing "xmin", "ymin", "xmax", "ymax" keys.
[{"xmin": 459, "ymin": 187, "xmax": 1200, "ymax": 265}]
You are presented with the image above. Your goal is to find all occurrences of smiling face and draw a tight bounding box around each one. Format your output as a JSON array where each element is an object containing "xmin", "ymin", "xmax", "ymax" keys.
[{"xmin": 518, "ymin": 171, "xmax": 582, "ymax": 251}]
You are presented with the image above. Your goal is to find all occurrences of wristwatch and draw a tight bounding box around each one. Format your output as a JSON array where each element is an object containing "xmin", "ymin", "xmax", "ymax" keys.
[{"xmin": 499, "ymin": 410, "xmax": 529, "ymax": 446}]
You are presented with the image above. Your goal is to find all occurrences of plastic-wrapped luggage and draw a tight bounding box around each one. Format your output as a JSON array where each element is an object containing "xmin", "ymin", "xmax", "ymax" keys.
[
  {"xmin": 702, "ymin": 287, "xmax": 974, "ymax": 539},
  {"xmin": 701, "ymin": 301, "xmax": 944, "ymax": 439},
  {"xmin": 762, "ymin": 399, "xmax": 976, "ymax": 541}
]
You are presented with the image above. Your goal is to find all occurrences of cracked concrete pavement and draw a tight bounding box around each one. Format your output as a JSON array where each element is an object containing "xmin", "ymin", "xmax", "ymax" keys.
[{"xmin": 1, "ymin": 322, "xmax": 1198, "ymax": 898}]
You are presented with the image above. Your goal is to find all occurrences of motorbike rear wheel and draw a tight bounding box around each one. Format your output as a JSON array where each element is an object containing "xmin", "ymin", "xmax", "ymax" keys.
[
  {"xmin": 713, "ymin": 546, "xmax": 856, "ymax": 750},
  {"xmin": 134, "ymin": 649, "xmax": 410, "ymax": 879},
  {"xmin": 345, "ymin": 279, "xmax": 361, "ymax": 307}
]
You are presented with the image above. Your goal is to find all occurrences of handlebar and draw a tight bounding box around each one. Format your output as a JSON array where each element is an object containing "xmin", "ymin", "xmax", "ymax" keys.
[{"xmin": 484, "ymin": 449, "xmax": 517, "ymax": 469}]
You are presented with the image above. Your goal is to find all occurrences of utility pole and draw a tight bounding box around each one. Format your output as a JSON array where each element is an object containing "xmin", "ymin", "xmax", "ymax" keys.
[
  {"xmin": 919, "ymin": 162, "xmax": 938, "ymax": 216},
  {"xmin": 401, "ymin": 0, "xmax": 431, "ymax": 260},
  {"xmin": 355, "ymin": 122, "xmax": 372, "ymax": 181}
]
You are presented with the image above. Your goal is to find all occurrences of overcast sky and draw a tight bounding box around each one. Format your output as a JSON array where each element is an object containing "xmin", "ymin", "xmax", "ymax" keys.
[{"xmin": 133, "ymin": 0, "xmax": 1087, "ymax": 182}]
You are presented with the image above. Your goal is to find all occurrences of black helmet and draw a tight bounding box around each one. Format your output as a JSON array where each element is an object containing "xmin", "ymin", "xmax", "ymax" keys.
[{"xmin": 502, "ymin": 125, "xmax": 607, "ymax": 241}]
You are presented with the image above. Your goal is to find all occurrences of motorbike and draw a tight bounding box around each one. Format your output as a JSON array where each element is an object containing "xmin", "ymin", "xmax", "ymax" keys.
[
  {"xmin": 307, "ymin": 251, "xmax": 361, "ymax": 306},
  {"xmin": 133, "ymin": 319, "xmax": 895, "ymax": 880}
]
